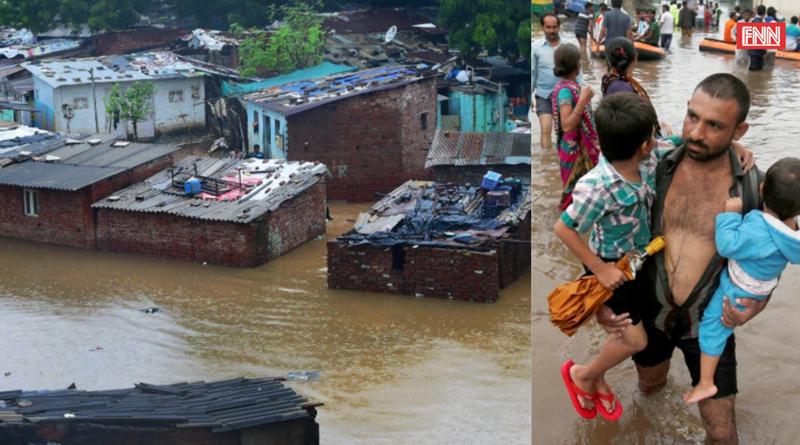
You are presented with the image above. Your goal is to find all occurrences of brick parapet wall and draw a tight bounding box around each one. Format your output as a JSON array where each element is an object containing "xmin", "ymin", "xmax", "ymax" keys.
[
  {"xmin": 497, "ymin": 213, "xmax": 532, "ymax": 288},
  {"xmin": 94, "ymin": 28, "xmax": 188, "ymax": 56},
  {"xmin": 286, "ymin": 78, "xmax": 438, "ymax": 202},
  {"xmin": 96, "ymin": 181, "xmax": 326, "ymax": 267},
  {"xmin": 327, "ymin": 243, "xmax": 500, "ymax": 302}
]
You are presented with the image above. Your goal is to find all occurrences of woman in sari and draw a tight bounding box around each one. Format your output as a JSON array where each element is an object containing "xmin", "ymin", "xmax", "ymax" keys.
[{"xmin": 552, "ymin": 43, "xmax": 600, "ymax": 210}]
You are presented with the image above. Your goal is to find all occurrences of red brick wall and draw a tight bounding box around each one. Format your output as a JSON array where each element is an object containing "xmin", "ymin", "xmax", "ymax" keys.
[
  {"xmin": 498, "ymin": 213, "xmax": 531, "ymax": 289},
  {"xmin": 94, "ymin": 28, "xmax": 188, "ymax": 56},
  {"xmin": 0, "ymin": 185, "xmax": 96, "ymax": 249},
  {"xmin": 96, "ymin": 210, "xmax": 264, "ymax": 267},
  {"xmin": 0, "ymin": 422, "xmax": 238, "ymax": 445},
  {"xmin": 399, "ymin": 78, "xmax": 437, "ymax": 181},
  {"xmin": 96, "ymin": 181, "xmax": 326, "ymax": 267},
  {"xmin": 286, "ymin": 77, "xmax": 438, "ymax": 202},
  {"xmin": 0, "ymin": 154, "xmax": 175, "ymax": 249},
  {"xmin": 327, "ymin": 243, "xmax": 501, "ymax": 302},
  {"xmin": 262, "ymin": 182, "xmax": 327, "ymax": 260}
]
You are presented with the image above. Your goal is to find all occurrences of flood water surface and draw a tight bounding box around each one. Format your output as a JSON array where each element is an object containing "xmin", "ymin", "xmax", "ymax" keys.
[
  {"xmin": 532, "ymin": 3, "xmax": 800, "ymax": 444},
  {"xmin": 0, "ymin": 202, "xmax": 532, "ymax": 444}
]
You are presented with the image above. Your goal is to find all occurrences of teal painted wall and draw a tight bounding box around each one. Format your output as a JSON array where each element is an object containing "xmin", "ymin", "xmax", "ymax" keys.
[{"xmin": 446, "ymin": 90, "xmax": 507, "ymax": 133}]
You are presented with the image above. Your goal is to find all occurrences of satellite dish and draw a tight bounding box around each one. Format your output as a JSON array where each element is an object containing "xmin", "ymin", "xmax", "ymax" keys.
[{"xmin": 385, "ymin": 26, "xmax": 397, "ymax": 43}]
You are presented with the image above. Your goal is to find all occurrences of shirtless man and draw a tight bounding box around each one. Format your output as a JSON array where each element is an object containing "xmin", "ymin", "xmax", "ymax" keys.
[{"xmin": 598, "ymin": 74, "xmax": 766, "ymax": 444}]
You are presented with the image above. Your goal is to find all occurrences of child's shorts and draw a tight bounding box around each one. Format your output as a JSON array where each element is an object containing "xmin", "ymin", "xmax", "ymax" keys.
[{"xmin": 582, "ymin": 257, "xmax": 649, "ymax": 326}]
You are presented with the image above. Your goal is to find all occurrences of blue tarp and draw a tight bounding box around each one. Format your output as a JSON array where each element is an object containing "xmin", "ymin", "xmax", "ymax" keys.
[{"xmin": 221, "ymin": 62, "xmax": 359, "ymax": 97}]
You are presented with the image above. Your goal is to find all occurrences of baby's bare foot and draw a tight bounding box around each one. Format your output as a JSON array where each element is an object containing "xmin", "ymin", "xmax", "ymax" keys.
[{"xmin": 683, "ymin": 383, "xmax": 718, "ymax": 404}]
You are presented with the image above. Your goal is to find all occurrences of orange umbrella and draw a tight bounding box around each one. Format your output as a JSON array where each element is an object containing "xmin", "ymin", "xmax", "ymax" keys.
[{"xmin": 547, "ymin": 237, "xmax": 666, "ymax": 336}]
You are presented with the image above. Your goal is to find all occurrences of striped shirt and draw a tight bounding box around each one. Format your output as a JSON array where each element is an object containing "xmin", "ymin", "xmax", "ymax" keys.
[
  {"xmin": 575, "ymin": 10, "xmax": 593, "ymax": 36},
  {"xmin": 561, "ymin": 136, "xmax": 681, "ymax": 259},
  {"xmin": 646, "ymin": 145, "xmax": 765, "ymax": 339}
]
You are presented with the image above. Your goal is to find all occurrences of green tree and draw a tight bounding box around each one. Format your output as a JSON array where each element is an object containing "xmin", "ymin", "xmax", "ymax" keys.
[
  {"xmin": 107, "ymin": 82, "xmax": 156, "ymax": 142},
  {"xmin": 234, "ymin": 1, "xmax": 327, "ymax": 77},
  {"xmin": 438, "ymin": 0, "xmax": 529, "ymax": 62},
  {"xmin": 0, "ymin": 0, "xmax": 152, "ymax": 34}
]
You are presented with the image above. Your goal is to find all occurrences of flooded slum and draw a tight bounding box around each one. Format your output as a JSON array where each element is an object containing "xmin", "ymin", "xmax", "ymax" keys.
[
  {"xmin": 0, "ymin": 2, "xmax": 532, "ymax": 444},
  {"xmin": 530, "ymin": 1, "xmax": 800, "ymax": 443}
]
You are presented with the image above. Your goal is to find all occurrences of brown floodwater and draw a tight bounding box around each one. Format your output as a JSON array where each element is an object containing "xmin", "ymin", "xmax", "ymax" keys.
[
  {"xmin": 532, "ymin": 2, "xmax": 800, "ymax": 444},
  {"xmin": 0, "ymin": 202, "xmax": 532, "ymax": 444}
]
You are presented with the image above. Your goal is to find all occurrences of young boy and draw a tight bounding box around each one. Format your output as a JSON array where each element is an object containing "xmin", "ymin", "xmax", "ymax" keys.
[
  {"xmin": 555, "ymin": 93, "xmax": 678, "ymax": 421},
  {"xmin": 555, "ymin": 93, "xmax": 751, "ymax": 421},
  {"xmin": 684, "ymin": 158, "xmax": 800, "ymax": 403}
]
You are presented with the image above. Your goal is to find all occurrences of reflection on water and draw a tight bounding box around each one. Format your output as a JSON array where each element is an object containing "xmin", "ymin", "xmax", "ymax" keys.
[
  {"xmin": 532, "ymin": 2, "xmax": 800, "ymax": 444},
  {"xmin": 0, "ymin": 202, "xmax": 531, "ymax": 444}
]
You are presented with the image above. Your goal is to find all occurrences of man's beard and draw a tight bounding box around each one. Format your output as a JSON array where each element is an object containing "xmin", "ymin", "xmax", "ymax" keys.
[{"xmin": 685, "ymin": 137, "xmax": 731, "ymax": 161}]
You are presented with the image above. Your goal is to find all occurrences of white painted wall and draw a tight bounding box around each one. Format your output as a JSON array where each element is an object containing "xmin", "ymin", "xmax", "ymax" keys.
[{"xmin": 42, "ymin": 77, "xmax": 205, "ymax": 137}]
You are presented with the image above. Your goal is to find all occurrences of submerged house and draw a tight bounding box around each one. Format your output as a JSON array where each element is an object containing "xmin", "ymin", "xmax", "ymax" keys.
[
  {"xmin": 0, "ymin": 136, "xmax": 179, "ymax": 249},
  {"xmin": 93, "ymin": 156, "xmax": 327, "ymax": 267},
  {"xmin": 439, "ymin": 80, "xmax": 508, "ymax": 133},
  {"xmin": 327, "ymin": 179, "xmax": 531, "ymax": 302},
  {"xmin": 242, "ymin": 66, "xmax": 438, "ymax": 202},
  {"xmin": 0, "ymin": 377, "xmax": 323, "ymax": 445},
  {"xmin": 425, "ymin": 130, "xmax": 531, "ymax": 185},
  {"xmin": 23, "ymin": 52, "xmax": 219, "ymax": 138}
]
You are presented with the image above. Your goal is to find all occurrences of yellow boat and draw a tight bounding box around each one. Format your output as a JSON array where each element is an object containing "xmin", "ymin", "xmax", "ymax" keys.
[
  {"xmin": 699, "ymin": 38, "xmax": 800, "ymax": 62},
  {"xmin": 532, "ymin": 0, "xmax": 553, "ymax": 16}
]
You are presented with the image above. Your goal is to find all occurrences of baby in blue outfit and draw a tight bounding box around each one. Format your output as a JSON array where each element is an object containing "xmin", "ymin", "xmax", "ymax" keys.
[{"xmin": 685, "ymin": 158, "xmax": 800, "ymax": 404}]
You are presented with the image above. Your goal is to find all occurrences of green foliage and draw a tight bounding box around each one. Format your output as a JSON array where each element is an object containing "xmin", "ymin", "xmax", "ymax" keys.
[
  {"xmin": 234, "ymin": 2, "xmax": 327, "ymax": 77},
  {"xmin": 519, "ymin": 19, "xmax": 532, "ymax": 63},
  {"xmin": 0, "ymin": 0, "xmax": 152, "ymax": 33},
  {"xmin": 438, "ymin": 0, "xmax": 529, "ymax": 62},
  {"xmin": 107, "ymin": 82, "xmax": 156, "ymax": 141}
]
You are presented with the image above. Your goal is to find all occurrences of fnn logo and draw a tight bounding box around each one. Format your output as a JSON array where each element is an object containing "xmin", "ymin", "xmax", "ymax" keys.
[{"xmin": 737, "ymin": 23, "xmax": 786, "ymax": 50}]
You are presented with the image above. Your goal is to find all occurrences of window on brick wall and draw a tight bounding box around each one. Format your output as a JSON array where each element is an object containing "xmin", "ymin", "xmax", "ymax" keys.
[
  {"xmin": 23, "ymin": 189, "xmax": 38, "ymax": 216},
  {"xmin": 420, "ymin": 112, "xmax": 428, "ymax": 130},
  {"xmin": 392, "ymin": 245, "xmax": 406, "ymax": 270},
  {"xmin": 169, "ymin": 90, "xmax": 184, "ymax": 103}
]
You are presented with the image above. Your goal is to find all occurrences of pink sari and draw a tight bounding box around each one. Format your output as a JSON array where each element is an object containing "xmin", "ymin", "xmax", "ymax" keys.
[{"xmin": 552, "ymin": 80, "xmax": 600, "ymax": 210}]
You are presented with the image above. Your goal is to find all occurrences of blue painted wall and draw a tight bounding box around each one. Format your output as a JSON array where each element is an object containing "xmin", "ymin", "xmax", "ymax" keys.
[{"xmin": 246, "ymin": 101, "xmax": 288, "ymax": 159}]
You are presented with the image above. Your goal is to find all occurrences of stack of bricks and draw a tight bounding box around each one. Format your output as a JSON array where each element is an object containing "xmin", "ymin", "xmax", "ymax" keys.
[
  {"xmin": 326, "ymin": 243, "xmax": 501, "ymax": 302},
  {"xmin": 286, "ymin": 77, "xmax": 438, "ymax": 202}
]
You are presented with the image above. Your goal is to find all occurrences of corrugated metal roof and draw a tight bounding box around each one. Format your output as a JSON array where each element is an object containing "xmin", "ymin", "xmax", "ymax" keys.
[
  {"xmin": 355, "ymin": 214, "xmax": 405, "ymax": 234},
  {"xmin": 244, "ymin": 66, "xmax": 430, "ymax": 117},
  {"xmin": 52, "ymin": 142, "xmax": 179, "ymax": 169},
  {"xmin": 0, "ymin": 377, "xmax": 321, "ymax": 433},
  {"xmin": 425, "ymin": 130, "xmax": 531, "ymax": 168},
  {"xmin": 0, "ymin": 161, "xmax": 124, "ymax": 191},
  {"xmin": 92, "ymin": 156, "xmax": 327, "ymax": 224}
]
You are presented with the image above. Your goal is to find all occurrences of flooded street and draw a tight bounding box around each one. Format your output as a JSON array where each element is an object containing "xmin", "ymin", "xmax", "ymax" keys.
[
  {"xmin": 532, "ymin": 2, "xmax": 800, "ymax": 444},
  {"xmin": 0, "ymin": 202, "xmax": 531, "ymax": 444}
]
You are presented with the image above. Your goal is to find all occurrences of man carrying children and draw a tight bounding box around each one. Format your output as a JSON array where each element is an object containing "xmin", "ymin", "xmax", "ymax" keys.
[{"xmin": 597, "ymin": 74, "xmax": 766, "ymax": 444}]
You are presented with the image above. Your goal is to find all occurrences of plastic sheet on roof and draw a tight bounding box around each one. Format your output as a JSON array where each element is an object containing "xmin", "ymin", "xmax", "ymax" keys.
[{"xmin": 221, "ymin": 62, "xmax": 359, "ymax": 97}]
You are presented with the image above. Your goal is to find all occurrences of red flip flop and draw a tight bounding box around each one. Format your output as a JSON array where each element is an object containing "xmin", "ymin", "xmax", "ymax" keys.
[
  {"xmin": 560, "ymin": 360, "xmax": 597, "ymax": 419},
  {"xmin": 595, "ymin": 383, "xmax": 623, "ymax": 421}
]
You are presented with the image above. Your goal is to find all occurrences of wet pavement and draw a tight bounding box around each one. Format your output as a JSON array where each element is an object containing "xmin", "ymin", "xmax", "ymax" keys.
[
  {"xmin": 0, "ymin": 201, "xmax": 531, "ymax": 444},
  {"xmin": 532, "ymin": 2, "xmax": 800, "ymax": 443}
]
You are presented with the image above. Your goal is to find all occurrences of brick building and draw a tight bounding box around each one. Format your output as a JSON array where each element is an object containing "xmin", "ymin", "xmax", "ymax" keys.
[
  {"xmin": 93, "ymin": 156, "xmax": 327, "ymax": 267},
  {"xmin": 0, "ymin": 377, "xmax": 323, "ymax": 445},
  {"xmin": 93, "ymin": 28, "xmax": 189, "ymax": 56},
  {"xmin": 425, "ymin": 129, "xmax": 531, "ymax": 186},
  {"xmin": 327, "ymin": 180, "xmax": 531, "ymax": 302},
  {"xmin": 243, "ymin": 66, "xmax": 438, "ymax": 202},
  {"xmin": 0, "ymin": 137, "xmax": 179, "ymax": 249}
]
